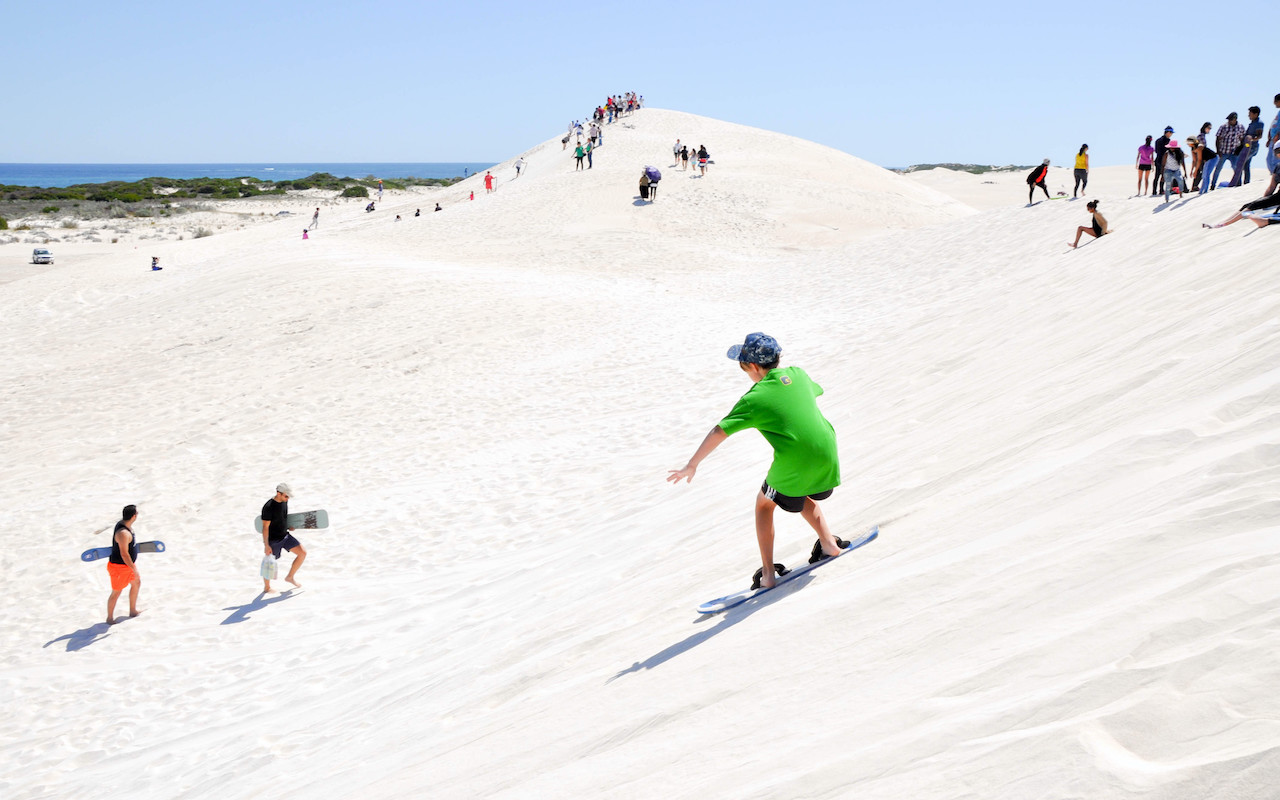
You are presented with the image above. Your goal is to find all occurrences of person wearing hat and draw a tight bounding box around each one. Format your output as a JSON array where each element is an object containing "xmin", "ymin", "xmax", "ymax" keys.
[
  {"xmin": 1027, "ymin": 159, "xmax": 1051, "ymax": 204},
  {"xmin": 261, "ymin": 483, "xmax": 306, "ymax": 592},
  {"xmin": 668, "ymin": 333, "xmax": 847, "ymax": 590},
  {"xmin": 1153, "ymin": 127, "xmax": 1173, "ymax": 196},
  {"xmin": 1209, "ymin": 112, "xmax": 1246, "ymax": 191}
]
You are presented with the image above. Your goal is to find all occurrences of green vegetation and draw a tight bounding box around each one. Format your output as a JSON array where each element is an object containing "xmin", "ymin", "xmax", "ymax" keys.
[
  {"xmin": 41, "ymin": 206, "xmax": 60, "ymax": 213},
  {"xmin": 341, "ymin": 185, "xmax": 369, "ymax": 198},
  {"xmin": 0, "ymin": 217, "xmax": 7, "ymax": 230},
  {"xmin": 0, "ymin": 172, "xmax": 459, "ymax": 205},
  {"xmin": 898, "ymin": 164, "xmax": 1033, "ymax": 175}
]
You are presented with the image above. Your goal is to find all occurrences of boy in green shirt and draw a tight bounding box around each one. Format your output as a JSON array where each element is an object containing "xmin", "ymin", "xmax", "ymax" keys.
[{"xmin": 668, "ymin": 333, "xmax": 846, "ymax": 589}]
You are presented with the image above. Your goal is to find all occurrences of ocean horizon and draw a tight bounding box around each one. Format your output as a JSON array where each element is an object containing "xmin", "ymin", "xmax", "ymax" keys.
[{"xmin": 0, "ymin": 162, "xmax": 497, "ymax": 189}]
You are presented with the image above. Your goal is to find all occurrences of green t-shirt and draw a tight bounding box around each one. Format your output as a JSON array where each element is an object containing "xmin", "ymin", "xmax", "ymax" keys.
[{"xmin": 717, "ymin": 366, "xmax": 840, "ymax": 496}]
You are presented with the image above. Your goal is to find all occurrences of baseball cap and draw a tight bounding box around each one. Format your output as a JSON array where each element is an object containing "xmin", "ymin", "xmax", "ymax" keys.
[
  {"xmin": 727, "ymin": 332, "xmax": 781, "ymax": 365},
  {"xmin": 1164, "ymin": 126, "xmax": 1174, "ymax": 133},
  {"xmin": 276, "ymin": 483, "xmax": 293, "ymax": 497}
]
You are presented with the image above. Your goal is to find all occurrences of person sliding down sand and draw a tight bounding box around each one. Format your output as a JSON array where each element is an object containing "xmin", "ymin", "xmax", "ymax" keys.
[
  {"xmin": 668, "ymin": 333, "xmax": 846, "ymax": 590},
  {"xmin": 1202, "ymin": 190, "xmax": 1280, "ymax": 229},
  {"xmin": 1070, "ymin": 200, "xmax": 1110, "ymax": 248}
]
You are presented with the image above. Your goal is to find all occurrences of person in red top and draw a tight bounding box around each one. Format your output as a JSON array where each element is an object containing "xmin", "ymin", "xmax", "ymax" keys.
[
  {"xmin": 484, "ymin": 172, "xmax": 494, "ymax": 193},
  {"xmin": 1027, "ymin": 159, "xmax": 1051, "ymax": 204}
]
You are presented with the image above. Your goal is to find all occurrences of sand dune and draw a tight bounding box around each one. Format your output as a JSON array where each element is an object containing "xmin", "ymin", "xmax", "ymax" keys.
[{"xmin": 1, "ymin": 109, "xmax": 1278, "ymax": 799}]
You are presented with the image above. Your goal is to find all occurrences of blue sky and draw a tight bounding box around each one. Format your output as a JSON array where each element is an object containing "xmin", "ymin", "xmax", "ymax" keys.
[{"xmin": 7, "ymin": 0, "xmax": 1277, "ymax": 168}]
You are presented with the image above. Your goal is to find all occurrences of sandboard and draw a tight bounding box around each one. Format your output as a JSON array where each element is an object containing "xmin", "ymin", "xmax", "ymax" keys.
[
  {"xmin": 696, "ymin": 526, "xmax": 878, "ymax": 614},
  {"xmin": 81, "ymin": 540, "xmax": 166, "ymax": 563},
  {"xmin": 254, "ymin": 509, "xmax": 329, "ymax": 533}
]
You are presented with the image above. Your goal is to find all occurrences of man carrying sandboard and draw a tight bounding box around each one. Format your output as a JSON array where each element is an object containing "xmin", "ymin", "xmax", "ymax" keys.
[
  {"xmin": 106, "ymin": 504, "xmax": 143, "ymax": 624},
  {"xmin": 261, "ymin": 483, "xmax": 306, "ymax": 593}
]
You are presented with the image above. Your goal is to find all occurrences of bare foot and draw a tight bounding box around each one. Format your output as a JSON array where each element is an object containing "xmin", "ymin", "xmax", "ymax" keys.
[
  {"xmin": 285, "ymin": 576, "xmax": 301, "ymax": 588},
  {"xmin": 1069, "ymin": 243, "xmax": 1077, "ymax": 248},
  {"xmin": 129, "ymin": 610, "xmax": 141, "ymax": 618},
  {"xmin": 106, "ymin": 617, "xmax": 116, "ymax": 625}
]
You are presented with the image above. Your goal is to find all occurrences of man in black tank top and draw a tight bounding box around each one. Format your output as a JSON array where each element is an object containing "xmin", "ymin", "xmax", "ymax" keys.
[
  {"xmin": 107, "ymin": 505, "xmax": 142, "ymax": 624},
  {"xmin": 261, "ymin": 483, "xmax": 307, "ymax": 593}
]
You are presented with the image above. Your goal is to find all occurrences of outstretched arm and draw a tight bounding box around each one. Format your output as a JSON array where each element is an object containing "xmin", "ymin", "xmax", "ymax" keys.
[{"xmin": 668, "ymin": 426, "xmax": 729, "ymax": 483}]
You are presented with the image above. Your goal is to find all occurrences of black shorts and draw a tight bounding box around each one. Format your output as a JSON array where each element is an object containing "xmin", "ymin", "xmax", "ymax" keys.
[
  {"xmin": 269, "ymin": 534, "xmax": 301, "ymax": 558},
  {"xmin": 1138, "ymin": 164, "xmax": 1152, "ymax": 172},
  {"xmin": 761, "ymin": 481, "xmax": 833, "ymax": 513}
]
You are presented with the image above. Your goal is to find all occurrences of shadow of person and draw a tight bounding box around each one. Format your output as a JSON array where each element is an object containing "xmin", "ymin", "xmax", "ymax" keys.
[
  {"xmin": 220, "ymin": 589, "xmax": 300, "ymax": 625},
  {"xmin": 44, "ymin": 621, "xmax": 115, "ymax": 652},
  {"xmin": 608, "ymin": 572, "xmax": 817, "ymax": 683}
]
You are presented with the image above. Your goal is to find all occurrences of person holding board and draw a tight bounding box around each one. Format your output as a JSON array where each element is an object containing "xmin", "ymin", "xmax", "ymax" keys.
[
  {"xmin": 106, "ymin": 504, "xmax": 142, "ymax": 624},
  {"xmin": 668, "ymin": 333, "xmax": 847, "ymax": 589},
  {"xmin": 261, "ymin": 483, "xmax": 306, "ymax": 592}
]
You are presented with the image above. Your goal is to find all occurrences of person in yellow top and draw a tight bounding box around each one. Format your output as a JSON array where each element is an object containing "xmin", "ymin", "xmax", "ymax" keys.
[{"xmin": 1073, "ymin": 144, "xmax": 1090, "ymax": 197}]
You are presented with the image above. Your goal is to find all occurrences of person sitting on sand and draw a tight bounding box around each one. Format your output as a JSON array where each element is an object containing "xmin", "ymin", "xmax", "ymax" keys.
[
  {"xmin": 1070, "ymin": 200, "xmax": 1110, "ymax": 248},
  {"xmin": 106, "ymin": 505, "xmax": 142, "ymax": 624},
  {"xmin": 1202, "ymin": 190, "xmax": 1280, "ymax": 229},
  {"xmin": 395, "ymin": 214, "xmax": 401, "ymax": 222},
  {"xmin": 366, "ymin": 201, "xmax": 376, "ymax": 213},
  {"xmin": 434, "ymin": 203, "xmax": 442, "ymax": 212},
  {"xmin": 302, "ymin": 229, "xmax": 308, "ymax": 240},
  {"xmin": 414, "ymin": 208, "xmax": 420, "ymax": 217}
]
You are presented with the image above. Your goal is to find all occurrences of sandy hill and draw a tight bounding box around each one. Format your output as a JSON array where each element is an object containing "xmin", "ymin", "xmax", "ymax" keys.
[{"xmin": 1, "ymin": 111, "xmax": 1278, "ymax": 799}]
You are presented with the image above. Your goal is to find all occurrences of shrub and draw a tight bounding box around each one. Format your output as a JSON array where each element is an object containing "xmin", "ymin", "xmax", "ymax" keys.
[
  {"xmin": 341, "ymin": 185, "xmax": 369, "ymax": 198},
  {"xmin": 61, "ymin": 220, "xmax": 78, "ymax": 229},
  {"xmin": 0, "ymin": 217, "xmax": 7, "ymax": 230},
  {"xmin": 42, "ymin": 206, "xmax": 59, "ymax": 213},
  {"xmin": 193, "ymin": 227, "xmax": 213, "ymax": 238},
  {"xmin": 196, "ymin": 185, "xmax": 217, "ymax": 194}
]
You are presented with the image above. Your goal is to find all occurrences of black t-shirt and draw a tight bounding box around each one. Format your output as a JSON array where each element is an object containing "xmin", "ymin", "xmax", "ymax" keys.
[
  {"xmin": 261, "ymin": 498, "xmax": 289, "ymax": 542},
  {"xmin": 109, "ymin": 521, "xmax": 137, "ymax": 565}
]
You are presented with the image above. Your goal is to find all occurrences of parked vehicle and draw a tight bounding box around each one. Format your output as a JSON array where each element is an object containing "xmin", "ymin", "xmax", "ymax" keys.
[{"xmin": 31, "ymin": 248, "xmax": 53, "ymax": 264}]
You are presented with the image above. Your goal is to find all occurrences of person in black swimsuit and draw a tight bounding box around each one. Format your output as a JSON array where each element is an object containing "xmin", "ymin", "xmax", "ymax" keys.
[{"xmin": 1071, "ymin": 200, "xmax": 1110, "ymax": 248}]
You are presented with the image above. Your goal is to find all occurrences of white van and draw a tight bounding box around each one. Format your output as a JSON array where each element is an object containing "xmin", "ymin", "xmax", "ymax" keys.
[{"xmin": 32, "ymin": 248, "xmax": 54, "ymax": 264}]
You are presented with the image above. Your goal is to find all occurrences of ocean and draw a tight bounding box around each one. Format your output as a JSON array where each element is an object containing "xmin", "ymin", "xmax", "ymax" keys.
[{"xmin": 0, "ymin": 162, "xmax": 496, "ymax": 189}]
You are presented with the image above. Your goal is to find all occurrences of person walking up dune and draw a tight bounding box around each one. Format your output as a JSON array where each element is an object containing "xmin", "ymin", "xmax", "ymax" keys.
[
  {"xmin": 1027, "ymin": 159, "xmax": 1051, "ymax": 204},
  {"xmin": 106, "ymin": 505, "xmax": 142, "ymax": 624}
]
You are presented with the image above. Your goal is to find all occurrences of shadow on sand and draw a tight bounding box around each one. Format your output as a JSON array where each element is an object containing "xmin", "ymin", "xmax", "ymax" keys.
[
  {"xmin": 608, "ymin": 572, "xmax": 818, "ymax": 683},
  {"xmin": 221, "ymin": 589, "xmax": 301, "ymax": 625},
  {"xmin": 44, "ymin": 619, "xmax": 128, "ymax": 652}
]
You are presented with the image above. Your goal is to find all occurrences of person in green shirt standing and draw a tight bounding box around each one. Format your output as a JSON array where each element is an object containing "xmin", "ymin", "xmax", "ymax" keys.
[{"xmin": 668, "ymin": 332, "xmax": 847, "ymax": 589}]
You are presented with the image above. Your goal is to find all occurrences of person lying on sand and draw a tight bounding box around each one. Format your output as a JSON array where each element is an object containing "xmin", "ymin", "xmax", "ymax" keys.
[{"xmin": 1202, "ymin": 191, "xmax": 1280, "ymax": 229}]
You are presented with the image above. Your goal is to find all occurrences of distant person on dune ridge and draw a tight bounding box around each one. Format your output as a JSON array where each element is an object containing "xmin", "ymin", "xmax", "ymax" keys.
[
  {"xmin": 484, "ymin": 172, "xmax": 495, "ymax": 193},
  {"xmin": 1026, "ymin": 159, "xmax": 1050, "ymax": 204},
  {"xmin": 1073, "ymin": 144, "xmax": 1089, "ymax": 197},
  {"xmin": 1070, "ymin": 200, "xmax": 1110, "ymax": 248},
  {"xmin": 106, "ymin": 504, "xmax": 142, "ymax": 624},
  {"xmin": 1163, "ymin": 141, "xmax": 1188, "ymax": 203},
  {"xmin": 515, "ymin": 157, "xmax": 525, "ymax": 177},
  {"xmin": 1136, "ymin": 136, "xmax": 1155, "ymax": 195},
  {"xmin": 309, "ymin": 207, "xmax": 319, "ymax": 230},
  {"xmin": 1153, "ymin": 127, "xmax": 1172, "ymax": 196},
  {"xmin": 667, "ymin": 333, "xmax": 847, "ymax": 591}
]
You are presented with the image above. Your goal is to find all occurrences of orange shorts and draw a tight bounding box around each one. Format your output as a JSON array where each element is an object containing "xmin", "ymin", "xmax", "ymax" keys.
[{"xmin": 107, "ymin": 562, "xmax": 137, "ymax": 591}]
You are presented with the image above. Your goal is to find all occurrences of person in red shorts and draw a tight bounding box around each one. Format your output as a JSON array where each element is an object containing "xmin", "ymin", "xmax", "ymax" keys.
[{"xmin": 106, "ymin": 504, "xmax": 142, "ymax": 624}]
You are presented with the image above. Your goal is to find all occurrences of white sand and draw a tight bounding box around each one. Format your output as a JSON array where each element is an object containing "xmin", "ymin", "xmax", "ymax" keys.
[{"xmin": 2, "ymin": 108, "xmax": 1278, "ymax": 799}]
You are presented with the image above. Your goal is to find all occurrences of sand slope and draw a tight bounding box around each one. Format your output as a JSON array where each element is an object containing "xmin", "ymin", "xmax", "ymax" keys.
[{"xmin": 1, "ymin": 111, "xmax": 1278, "ymax": 799}]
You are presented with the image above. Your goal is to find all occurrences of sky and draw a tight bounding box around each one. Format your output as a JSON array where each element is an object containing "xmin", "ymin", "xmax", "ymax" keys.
[{"xmin": 5, "ymin": 0, "xmax": 1277, "ymax": 168}]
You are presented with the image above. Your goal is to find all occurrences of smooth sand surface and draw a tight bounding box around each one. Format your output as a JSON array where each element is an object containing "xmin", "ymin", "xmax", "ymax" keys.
[{"xmin": 3, "ymin": 109, "xmax": 1278, "ymax": 799}]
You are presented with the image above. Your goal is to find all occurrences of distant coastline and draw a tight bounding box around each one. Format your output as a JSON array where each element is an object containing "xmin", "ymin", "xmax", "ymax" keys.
[{"xmin": 0, "ymin": 162, "xmax": 495, "ymax": 190}]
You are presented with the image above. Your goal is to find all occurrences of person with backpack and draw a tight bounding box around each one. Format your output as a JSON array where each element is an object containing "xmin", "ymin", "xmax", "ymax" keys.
[{"xmin": 1027, "ymin": 159, "xmax": 1051, "ymax": 204}]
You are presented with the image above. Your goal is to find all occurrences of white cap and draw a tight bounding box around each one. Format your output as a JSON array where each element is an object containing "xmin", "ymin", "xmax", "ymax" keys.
[{"xmin": 276, "ymin": 483, "xmax": 293, "ymax": 497}]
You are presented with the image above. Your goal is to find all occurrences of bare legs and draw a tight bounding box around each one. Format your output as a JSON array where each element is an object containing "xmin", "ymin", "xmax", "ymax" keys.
[
  {"xmin": 753, "ymin": 491, "xmax": 842, "ymax": 588},
  {"xmin": 106, "ymin": 576, "xmax": 141, "ymax": 624},
  {"xmin": 263, "ymin": 544, "xmax": 307, "ymax": 593},
  {"xmin": 1071, "ymin": 225, "xmax": 1099, "ymax": 248}
]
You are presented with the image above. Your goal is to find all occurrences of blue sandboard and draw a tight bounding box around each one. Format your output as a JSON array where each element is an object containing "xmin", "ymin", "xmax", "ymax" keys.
[
  {"xmin": 81, "ymin": 540, "xmax": 166, "ymax": 562},
  {"xmin": 696, "ymin": 526, "xmax": 878, "ymax": 614}
]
